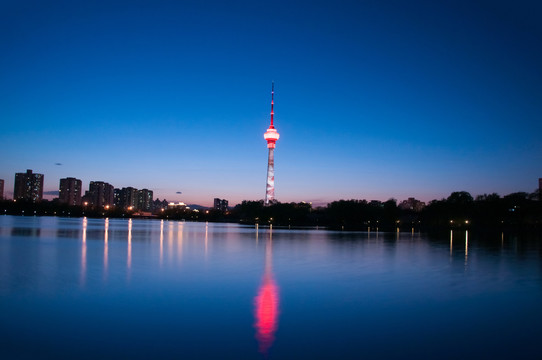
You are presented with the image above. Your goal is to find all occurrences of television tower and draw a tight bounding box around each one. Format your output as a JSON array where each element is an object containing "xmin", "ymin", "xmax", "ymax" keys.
[{"xmin": 264, "ymin": 83, "xmax": 280, "ymax": 205}]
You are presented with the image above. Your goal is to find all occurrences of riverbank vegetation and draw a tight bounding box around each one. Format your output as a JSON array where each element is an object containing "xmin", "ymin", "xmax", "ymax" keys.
[{"xmin": 1, "ymin": 190, "xmax": 541, "ymax": 231}]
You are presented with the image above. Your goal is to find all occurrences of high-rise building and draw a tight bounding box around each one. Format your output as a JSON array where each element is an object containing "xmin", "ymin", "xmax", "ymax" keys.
[
  {"xmin": 14, "ymin": 169, "xmax": 44, "ymax": 202},
  {"xmin": 81, "ymin": 192, "xmax": 91, "ymax": 206},
  {"xmin": 0, "ymin": 179, "xmax": 4, "ymax": 200},
  {"xmin": 263, "ymin": 83, "xmax": 280, "ymax": 205},
  {"xmin": 138, "ymin": 189, "xmax": 153, "ymax": 211},
  {"xmin": 87, "ymin": 181, "xmax": 114, "ymax": 208},
  {"xmin": 59, "ymin": 177, "xmax": 82, "ymax": 206},
  {"xmin": 114, "ymin": 187, "xmax": 150, "ymax": 210},
  {"xmin": 121, "ymin": 187, "xmax": 138, "ymax": 209},
  {"xmin": 114, "ymin": 188, "xmax": 122, "ymax": 207},
  {"xmin": 214, "ymin": 198, "xmax": 229, "ymax": 212}
]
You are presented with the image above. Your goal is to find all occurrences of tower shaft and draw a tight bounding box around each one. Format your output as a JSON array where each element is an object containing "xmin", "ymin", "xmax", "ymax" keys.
[
  {"xmin": 265, "ymin": 148, "xmax": 275, "ymax": 205},
  {"xmin": 263, "ymin": 82, "xmax": 279, "ymax": 206}
]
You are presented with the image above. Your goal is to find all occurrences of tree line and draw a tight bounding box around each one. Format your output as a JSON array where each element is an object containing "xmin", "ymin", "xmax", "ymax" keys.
[
  {"xmin": 2, "ymin": 190, "xmax": 541, "ymax": 230},
  {"xmin": 227, "ymin": 191, "xmax": 541, "ymax": 230}
]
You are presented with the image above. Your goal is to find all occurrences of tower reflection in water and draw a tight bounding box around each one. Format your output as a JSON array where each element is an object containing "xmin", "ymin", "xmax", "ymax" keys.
[{"xmin": 254, "ymin": 228, "xmax": 279, "ymax": 355}]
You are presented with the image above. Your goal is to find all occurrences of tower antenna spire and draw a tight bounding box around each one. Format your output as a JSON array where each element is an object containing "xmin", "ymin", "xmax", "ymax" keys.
[{"xmin": 270, "ymin": 81, "xmax": 274, "ymax": 128}]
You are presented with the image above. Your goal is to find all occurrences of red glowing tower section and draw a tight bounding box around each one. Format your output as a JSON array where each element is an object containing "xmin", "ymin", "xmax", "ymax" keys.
[{"xmin": 264, "ymin": 83, "xmax": 280, "ymax": 205}]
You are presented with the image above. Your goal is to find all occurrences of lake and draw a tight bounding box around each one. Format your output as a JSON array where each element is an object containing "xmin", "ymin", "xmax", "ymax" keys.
[{"xmin": 0, "ymin": 216, "xmax": 541, "ymax": 359}]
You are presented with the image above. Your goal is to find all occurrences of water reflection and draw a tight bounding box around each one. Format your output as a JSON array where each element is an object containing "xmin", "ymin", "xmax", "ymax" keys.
[
  {"xmin": 465, "ymin": 230, "xmax": 469, "ymax": 268},
  {"xmin": 1, "ymin": 217, "xmax": 542, "ymax": 359},
  {"xmin": 205, "ymin": 222, "xmax": 208, "ymax": 257},
  {"xmin": 11, "ymin": 227, "xmax": 40, "ymax": 237},
  {"xmin": 81, "ymin": 217, "xmax": 87, "ymax": 287},
  {"xmin": 104, "ymin": 218, "xmax": 109, "ymax": 278},
  {"xmin": 160, "ymin": 220, "xmax": 164, "ymax": 267},
  {"xmin": 177, "ymin": 222, "xmax": 183, "ymax": 261},
  {"xmin": 254, "ymin": 229, "xmax": 279, "ymax": 355},
  {"xmin": 168, "ymin": 221, "xmax": 174, "ymax": 262},
  {"xmin": 127, "ymin": 219, "xmax": 132, "ymax": 276},
  {"xmin": 450, "ymin": 229, "xmax": 453, "ymax": 257}
]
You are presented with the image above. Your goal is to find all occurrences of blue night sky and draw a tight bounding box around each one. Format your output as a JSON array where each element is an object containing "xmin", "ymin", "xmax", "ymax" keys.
[{"xmin": 1, "ymin": 0, "xmax": 541, "ymax": 206}]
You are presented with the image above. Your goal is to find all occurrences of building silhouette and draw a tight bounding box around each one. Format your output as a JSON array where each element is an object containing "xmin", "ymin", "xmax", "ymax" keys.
[
  {"xmin": 84, "ymin": 181, "xmax": 114, "ymax": 208},
  {"xmin": 113, "ymin": 188, "xmax": 122, "ymax": 207},
  {"xmin": 121, "ymin": 187, "xmax": 138, "ymax": 209},
  {"xmin": 0, "ymin": 179, "xmax": 4, "ymax": 200},
  {"xmin": 113, "ymin": 187, "xmax": 153, "ymax": 210},
  {"xmin": 214, "ymin": 198, "xmax": 229, "ymax": 212},
  {"xmin": 138, "ymin": 189, "xmax": 153, "ymax": 211},
  {"xmin": 153, "ymin": 198, "xmax": 169, "ymax": 212},
  {"xmin": 59, "ymin": 177, "xmax": 82, "ymax": 206},
  {"xmin": 263, "ymin": 83, "xmax": 280, "ymax": 205},
  {"xmin": 113, "ymin": 187, "xmax": 137, "ymax": 209},
  {"xmin": 398, "ymin": 197, "xmax": 426, "ymax": 212},
  {"xmin": 14, "ymin": 169, "xmax": 43, "ymax": 202}
]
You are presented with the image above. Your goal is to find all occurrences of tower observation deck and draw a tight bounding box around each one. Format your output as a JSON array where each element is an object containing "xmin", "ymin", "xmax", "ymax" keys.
[{"xmin": 264, "ymin": 83, "xmax": 280, "ymax": 205}]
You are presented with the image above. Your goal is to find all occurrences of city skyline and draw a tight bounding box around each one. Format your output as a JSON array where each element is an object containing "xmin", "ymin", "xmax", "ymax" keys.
[
  {"xmin": 1, "ymin": 1, "xmax": 541, "ymax": 206},
  {"xmin": 0, "ymin": 167, "xmax": 537, "ymax": 209}
]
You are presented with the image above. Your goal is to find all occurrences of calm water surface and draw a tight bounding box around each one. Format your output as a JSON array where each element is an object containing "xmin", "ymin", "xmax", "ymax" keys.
[{"xmin": 0, "ymin": 216, "xmax": 541, "ymax": 359}]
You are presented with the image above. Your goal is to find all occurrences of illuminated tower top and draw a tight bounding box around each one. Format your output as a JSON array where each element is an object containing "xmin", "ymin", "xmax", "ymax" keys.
[{"xmin": 263, "ymin": 83, "xmax": 280, "ymax": 148}]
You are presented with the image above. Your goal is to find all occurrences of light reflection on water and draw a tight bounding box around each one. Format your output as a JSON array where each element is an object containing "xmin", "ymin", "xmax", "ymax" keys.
[
  {"xmin": 254, "ymin": 229, "xmax": 279, "ymax": 355},
  {"xmin": 465, "ymin": 229, "xmax": 469, "ymax": 269},
  {"xmin": 127, "ymin": 218, "xmax": 132, "ymax": 278},
  {"xmin": 104, "ymin": 218, "xmax": 109, "ymax": 279},
  {"xmin": 0, "ymin": 216, "xmax": 541, "ymax": 359},
  {"xmin": 81, "ymin": 217, "xmax": 87, "ymax": 287},
  {"xmin": 160, "ymin": 219, "xmax": 164, "ymax": 266}
]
